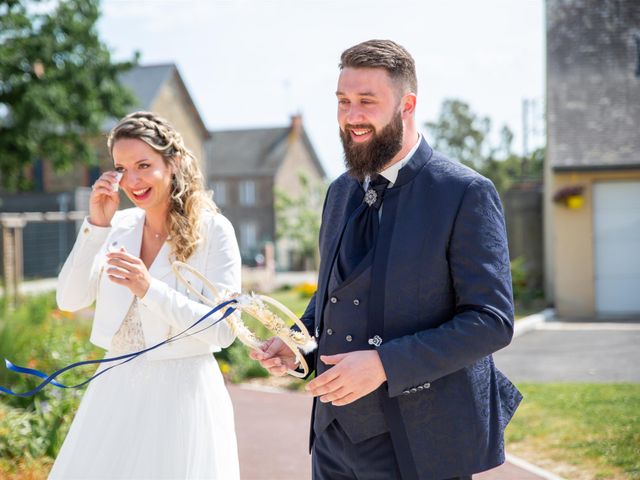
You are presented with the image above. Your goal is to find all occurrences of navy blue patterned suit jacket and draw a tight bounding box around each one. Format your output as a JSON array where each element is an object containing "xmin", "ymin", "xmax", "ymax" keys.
[{"xmin": 300, "ymin": 138, "xmax": 522, "ymax": 479}]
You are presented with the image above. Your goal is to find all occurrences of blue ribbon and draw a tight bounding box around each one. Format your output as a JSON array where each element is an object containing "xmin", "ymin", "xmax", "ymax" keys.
[{"xmin": 0, "ymin": 299, "xmax": 238, "ymax": 397}]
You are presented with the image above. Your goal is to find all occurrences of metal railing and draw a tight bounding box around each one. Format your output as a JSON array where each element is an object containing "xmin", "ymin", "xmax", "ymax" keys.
[{"xmin": 1, "ymin": 211, "xmax": 86, "ymax": 308}]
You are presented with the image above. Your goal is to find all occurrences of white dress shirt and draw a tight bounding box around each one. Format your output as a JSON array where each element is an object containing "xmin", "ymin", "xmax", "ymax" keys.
[{"xmin": 362, "ymin": 133, "xmax": 422, "ymax": 219}]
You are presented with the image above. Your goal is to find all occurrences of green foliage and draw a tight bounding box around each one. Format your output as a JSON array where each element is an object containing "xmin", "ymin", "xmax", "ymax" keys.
[
  {"xmin": 0, "ymin": 0, "xmax": 138, "ymax": 191},
  {"xmin": 510, "ymin": 256, "xmax": 532, "ymax": 303},
  {"xmin": 510, "ymin": 256, "xmax": 543, "ymax": 310},
  {"xmin": 293, "ymin": 282, "xmax": 316, "ymax": 299},
  {"xmin": 425, "ymin": 99, "xmax": 491, "ymax": 168},
  {"xmin": 507, "ymin": 383, "xmax": 640, "ymax": 479},
  {"xmin": 426, "ymin": 99, "xmax": 544, "ymax": 195},
  {"xmin": 0, "ymin": 293, "xmax": 102, "ymax": 466},
  {"xmin": 222, "ymin": 342, "xmax": 270, "ymax": 384},
  {"xmin": 275, "ymin": 172, "xmax": 327, "ymax": 270}
]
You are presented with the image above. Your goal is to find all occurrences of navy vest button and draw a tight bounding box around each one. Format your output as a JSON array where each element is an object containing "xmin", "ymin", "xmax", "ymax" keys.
[
  {"xmin": 327, "ymin": 328, "xmax": 333, "ymax": 335},
  {"xmin": 346, "ymin": 335, "xmax": 353, "ymax": 342},
  {"xmin": 330, "ymin": 296, "xmax": 338, "ymax": 304},
  {"xmin": 353, "ymin": 299, "xmax": 360, "ymax": 306}
]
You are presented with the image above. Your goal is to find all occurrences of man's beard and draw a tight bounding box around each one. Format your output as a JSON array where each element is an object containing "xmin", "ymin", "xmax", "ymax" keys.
[{"xmin": 340, "ymin": 110, "xmax": 404, "ymax": 182}]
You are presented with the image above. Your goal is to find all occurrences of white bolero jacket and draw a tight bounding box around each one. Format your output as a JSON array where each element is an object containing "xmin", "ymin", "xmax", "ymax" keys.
[{"xmin": 56, "ymin": 207, "xmax": 241, "ymax": 361}]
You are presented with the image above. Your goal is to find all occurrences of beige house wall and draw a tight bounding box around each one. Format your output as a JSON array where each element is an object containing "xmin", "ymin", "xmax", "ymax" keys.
[
  {"xmin": 273, "ymin": 135, "xmax": 325, "ymax": 271},
  {"xmin": 274, "ymin": 136, "xmax": 324, "ymax": 194},
  {"xmin": 150, "ymin": 75, "xmax": 208, "ymax": 179},
  {"xmin": 552, "ymin": 169, "xmax": 640, "ymax": 317}
]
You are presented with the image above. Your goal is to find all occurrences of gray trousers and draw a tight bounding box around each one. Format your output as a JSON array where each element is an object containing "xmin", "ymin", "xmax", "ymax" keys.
[{"xmin": 312, "ymin": 420, "xmax": 472, "ymax": 480}]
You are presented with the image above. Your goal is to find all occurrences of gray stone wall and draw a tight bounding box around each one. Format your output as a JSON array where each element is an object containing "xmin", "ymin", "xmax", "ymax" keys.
[
  {"xmin": 504, "ymin": 182, "xmax": 544, "ymax": 289},
  {"xmin": 547, "ymin": 0, "xmax": 640, "ymax": 169}
]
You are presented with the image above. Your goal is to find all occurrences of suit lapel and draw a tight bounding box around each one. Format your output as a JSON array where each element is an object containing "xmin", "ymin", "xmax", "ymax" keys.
[
  {"xmin": 148, "ymin": 242, "xmax": 173, "ymax": 281},
  {"xmin": 109, "ymin": 213, "xmax": 144, "ymax": 257},
  {"xmin": 98, "ymin": 211, "xmax": 144, "ymax": 324}
]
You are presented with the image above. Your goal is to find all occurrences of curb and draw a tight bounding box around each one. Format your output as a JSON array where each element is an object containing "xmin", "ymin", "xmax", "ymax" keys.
[
  {"xmin": 505, "ymin": 453, "xmax": 566, "ymax": 480},
  {"xmin": 514, "ymin": 308, "xmax": 555, "ymax": 338}
]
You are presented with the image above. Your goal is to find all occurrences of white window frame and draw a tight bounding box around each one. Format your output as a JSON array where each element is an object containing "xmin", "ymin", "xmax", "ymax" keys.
[
  {"xmin": 239, "ymin": 221, "xmax": 258, "ymax": 253},
  {"xmin": 239, "ymin": 180, "xmax": 256, "ymax": 206},
  {"xmin": 212, "ymin": 181, "xmax": 227, "ymax": 206}
]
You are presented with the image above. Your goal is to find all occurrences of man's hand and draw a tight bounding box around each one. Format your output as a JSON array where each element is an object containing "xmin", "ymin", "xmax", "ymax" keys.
[
  {"xmin": 249, "ymin": 337, "xmax": 298, "ymax": 376},
  {"xmin": 306, "ymin": 350, "xmax": 386, "ymax": 406}
]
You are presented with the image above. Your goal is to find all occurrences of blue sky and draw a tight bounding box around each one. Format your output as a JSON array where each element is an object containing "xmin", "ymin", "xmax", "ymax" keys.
[{"xmin": 99, "ymin": 0, "xmax": 545, "ymax": 178}]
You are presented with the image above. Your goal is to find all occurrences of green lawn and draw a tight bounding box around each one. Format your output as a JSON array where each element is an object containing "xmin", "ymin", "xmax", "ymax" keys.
[
  {"xmin": 268, "ymin": 288, "xmax": 312, "ymax": 318},
  {"xmin": 507, "ymin": 383, "xmax": 640, "ymax": 479}
]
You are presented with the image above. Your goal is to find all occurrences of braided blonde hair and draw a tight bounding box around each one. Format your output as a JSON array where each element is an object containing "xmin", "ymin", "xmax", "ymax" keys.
[{"xmin": 107, "ymin": 111, "xmax": 217, "ymax": 262}]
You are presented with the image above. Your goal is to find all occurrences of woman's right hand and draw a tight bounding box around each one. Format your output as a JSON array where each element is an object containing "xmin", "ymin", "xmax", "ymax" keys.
[{"xmin": 89, "ymin": 171, "xmax": 121, "ymax": 227}]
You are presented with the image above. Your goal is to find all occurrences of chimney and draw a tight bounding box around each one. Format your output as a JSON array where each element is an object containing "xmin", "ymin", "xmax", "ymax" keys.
[{"xmin": 288, "ymin": 114, "xmax": 303, "ymax": 142}]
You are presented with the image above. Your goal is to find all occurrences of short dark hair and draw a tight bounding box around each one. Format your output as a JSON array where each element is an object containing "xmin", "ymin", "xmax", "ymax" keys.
[{"xmin": 340, "ymin": 39, "xmax": 417, "ymax": 95}]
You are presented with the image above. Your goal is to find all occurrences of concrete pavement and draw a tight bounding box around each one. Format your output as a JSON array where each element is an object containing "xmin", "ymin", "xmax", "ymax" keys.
[{"xmin": 494, "ymin": 318, "xmax": 640, "ymax": 382}]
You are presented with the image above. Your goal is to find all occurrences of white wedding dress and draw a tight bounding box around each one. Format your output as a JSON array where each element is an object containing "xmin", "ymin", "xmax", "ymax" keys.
[{"xmin": 49, "ymin": 299, "xmax": 240, "ymax": 479}]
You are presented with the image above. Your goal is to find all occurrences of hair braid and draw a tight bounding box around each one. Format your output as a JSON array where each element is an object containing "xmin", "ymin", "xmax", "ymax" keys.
[{"xmin": 107, "ymin": 111, "xmax": 217, "ymax": 262}]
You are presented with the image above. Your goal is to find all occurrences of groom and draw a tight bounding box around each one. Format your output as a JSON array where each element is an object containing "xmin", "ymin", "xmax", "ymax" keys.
[{"xmin": 252, "ymin": 39, "xmax": 522, "ymax": 480}]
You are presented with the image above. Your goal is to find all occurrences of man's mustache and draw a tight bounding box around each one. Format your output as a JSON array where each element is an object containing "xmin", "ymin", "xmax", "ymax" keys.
[{"xmin": 344, "ymin": 124, "xmax": 376, "ymax": 133}]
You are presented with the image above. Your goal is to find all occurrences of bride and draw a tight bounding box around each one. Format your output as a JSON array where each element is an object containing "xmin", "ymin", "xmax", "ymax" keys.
[{"xmin": 50, "ymin": 111, "xmax": 241, "ymax": 479}]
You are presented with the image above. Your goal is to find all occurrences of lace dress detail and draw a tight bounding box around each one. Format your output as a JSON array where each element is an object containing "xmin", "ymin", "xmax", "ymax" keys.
[{"xmin": 109, "ymin": 298, "xmax": 146, "ymax": 355}]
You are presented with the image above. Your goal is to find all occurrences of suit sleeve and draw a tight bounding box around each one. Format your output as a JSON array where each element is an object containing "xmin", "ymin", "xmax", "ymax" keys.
[
  {"xmin": 377, "ymin": 177, "xmax": 515, "ymax": 398},
  {"xmin": 139, "ymin": 214, "xmax": 241, "ymax": 349}
]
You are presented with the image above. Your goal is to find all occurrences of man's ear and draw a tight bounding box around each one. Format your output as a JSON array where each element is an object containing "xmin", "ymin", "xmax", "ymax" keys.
[{"xmin": 401, "ymin": 93, "xmax": 417, "ymax": 117}]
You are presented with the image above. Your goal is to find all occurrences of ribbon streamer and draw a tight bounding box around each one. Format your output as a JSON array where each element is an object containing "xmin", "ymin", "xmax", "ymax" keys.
[{"xmin": 0, "ymin": 299, "xmax": 237, "ymax": 397}]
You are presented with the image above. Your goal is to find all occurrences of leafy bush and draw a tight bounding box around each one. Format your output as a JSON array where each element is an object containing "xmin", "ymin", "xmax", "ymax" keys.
[
  {"xmin": 293, "ymin": 282, "xmax": 317, "ymax": 299},
  {"xmin": 0, "ymin": 293, "xmax": 101, "ymax": 470},
  {"xmin": 510, "ymin": 256, "xmax": 543, "ymax": 309}
]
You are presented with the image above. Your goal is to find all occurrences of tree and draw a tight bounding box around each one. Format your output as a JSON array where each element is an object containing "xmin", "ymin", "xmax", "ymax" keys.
[
  {"xmin": 0, "ymin": 0, "xmax": 137, "ymax": 191},
  {"xmin": 425, "ymin": 99, "xmax": 492, "ymax": 169},
  {"xmin": 425, "ymin": 98, "xmax": 544, "ymax": 195},
  {"xmin": 275, "ymin": 172, "xmax": 327, "ymax": 270}
]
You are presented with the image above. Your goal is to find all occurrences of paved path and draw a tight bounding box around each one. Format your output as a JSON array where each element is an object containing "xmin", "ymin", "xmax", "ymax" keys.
[
  {"xmin": 494, "ymin": 320, "xmax": 640, "ymax": 382},
  {"xmin": 229, "ymin": 384, "xmax": 547, "ymax": 480}
]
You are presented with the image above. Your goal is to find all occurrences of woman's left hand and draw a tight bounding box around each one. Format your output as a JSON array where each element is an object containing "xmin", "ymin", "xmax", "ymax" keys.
[{"xmin": 106, "ymin": 249, "xmax": 152, "ymax": 298}]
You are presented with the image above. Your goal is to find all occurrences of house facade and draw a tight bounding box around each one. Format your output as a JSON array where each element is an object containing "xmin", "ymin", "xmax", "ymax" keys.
[
  {"xmin": 0, "ymin": 64, "xmax": 209, "ymax": 279},
  {"xmin": 206, "ymin": 116, "xmax": 326, "ymax": 270},
  {"xmin": 545, "ymin": 0, "xmax": 640, "ymax": 317}
]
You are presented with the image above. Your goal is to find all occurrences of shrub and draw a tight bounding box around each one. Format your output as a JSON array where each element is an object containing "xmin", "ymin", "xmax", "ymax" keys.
[
  {"xmin": 293, "ymin": 282, "xmax": 317, "ymax": 299},
  {"xmin": 0, "ymin": 293, "xmax": 101, "ymax": 468}
]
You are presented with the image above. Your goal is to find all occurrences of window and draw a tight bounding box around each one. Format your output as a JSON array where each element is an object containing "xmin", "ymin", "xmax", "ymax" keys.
[
  {"xmin": 212, "ymin": 181, "xmax": 227, "ymax": 206},
  {"xmin": 239, "ymin": 180, "xmax": 256, "ymax": 206},
  {"xmin": 239, "ymin": 222, "xmax": 258, "ymax": 254}
]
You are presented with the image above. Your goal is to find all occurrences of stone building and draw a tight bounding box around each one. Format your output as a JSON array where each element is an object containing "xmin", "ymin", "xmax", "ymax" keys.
[
  {"xmin": 206, "ymin": 115, "xmax": 326, "ymax": 270},
  {"xmin": 545, "ymin": 0, "xmax": 640, "ymax": 317}
]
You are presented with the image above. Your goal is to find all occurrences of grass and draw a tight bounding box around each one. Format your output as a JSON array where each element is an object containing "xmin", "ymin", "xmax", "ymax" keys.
[
  {"xmin": 506, "ymin": 383, "xmax": 640, "ymax": 480},
  {"xmin": 268, "ymin": 287, "xmax": 313, "ymax": 318}
]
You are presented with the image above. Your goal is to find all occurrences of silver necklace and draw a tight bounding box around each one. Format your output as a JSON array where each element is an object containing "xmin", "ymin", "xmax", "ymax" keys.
[{"xmin": 144, "ymin": 223, "xmax": 167, "ymax": 240}]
